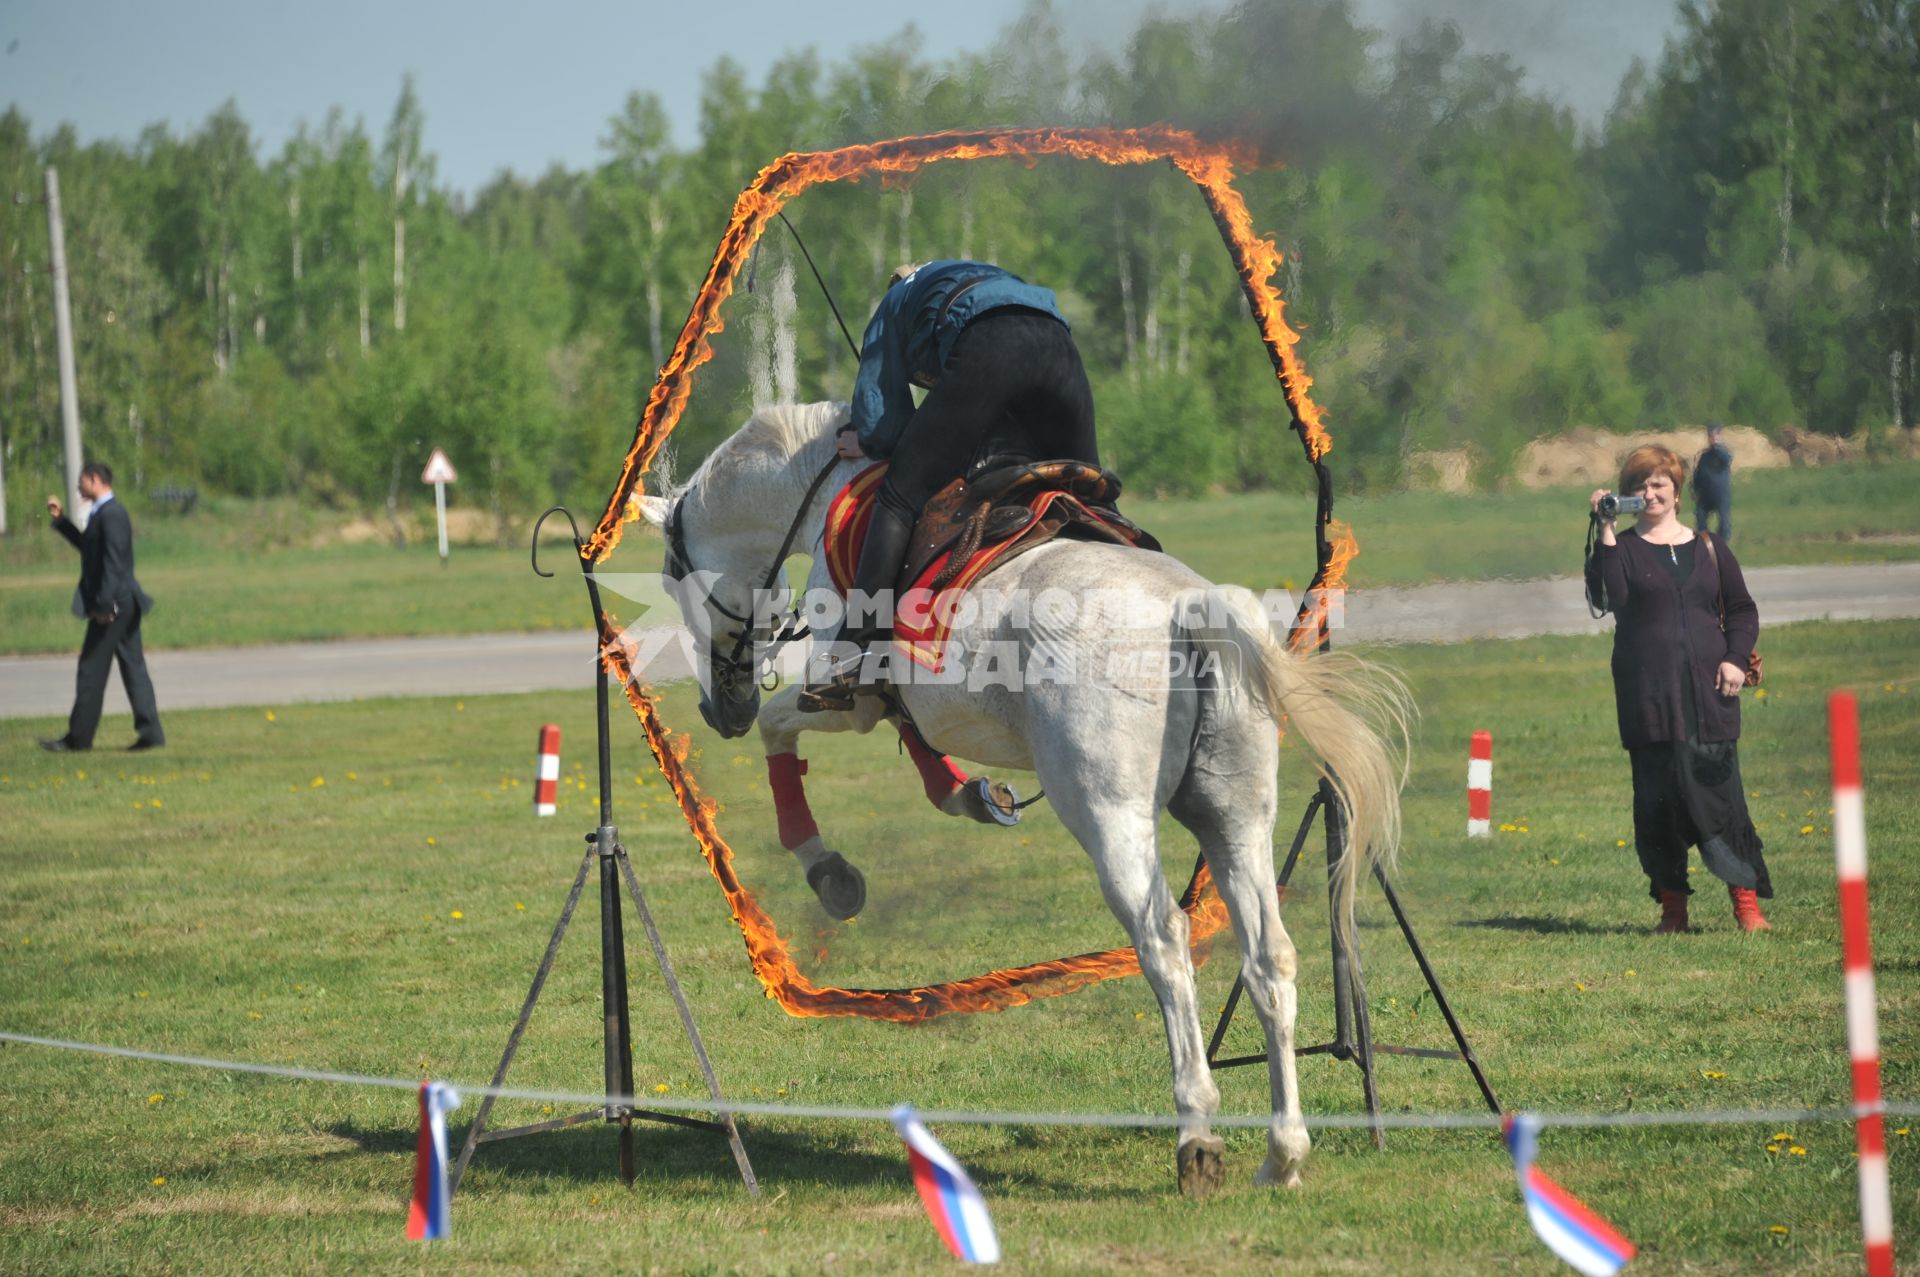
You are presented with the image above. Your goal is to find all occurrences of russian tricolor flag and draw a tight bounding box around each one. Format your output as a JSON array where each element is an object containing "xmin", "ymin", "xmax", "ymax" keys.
[
  {"xmin": 406, "ymin": 1081, "xmax": 461, "ymax": 1241},
  {"xmin": 1504, "ymin": 1114, "xmax": 1636, "ymax": 1275},
  {"xmin": 892, "ymin": 1104, "xmax": 1000, "ymax": 1264}
]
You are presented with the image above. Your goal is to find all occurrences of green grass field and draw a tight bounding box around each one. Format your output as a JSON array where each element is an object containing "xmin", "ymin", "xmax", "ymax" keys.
[
  {"xmin": 3, "ymin": 461, "xmax": 1918, "ymax": 655},
  {"xmin": 2, "ymin": 619, "xmax": 1915, "ymax": 1273}
]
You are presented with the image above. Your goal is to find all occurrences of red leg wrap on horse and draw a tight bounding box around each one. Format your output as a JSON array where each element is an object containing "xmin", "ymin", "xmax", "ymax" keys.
[
  {"xmin": 900, "ymin": 727, "xmax": 967, "ymax": 808},
  {"xmin": 766, "ymin": 753, "xmax": 820, "ymax": 850}
]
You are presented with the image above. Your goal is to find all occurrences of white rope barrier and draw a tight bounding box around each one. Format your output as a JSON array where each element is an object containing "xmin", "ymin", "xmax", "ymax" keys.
[{"xmin": 5, "ymin": 1029, "xmax": 1912, "ymax": 1133}]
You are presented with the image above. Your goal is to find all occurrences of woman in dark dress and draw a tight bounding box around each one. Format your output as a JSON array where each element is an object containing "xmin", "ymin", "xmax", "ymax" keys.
[{"xmin": 1586, "ymin": 445, "xmax": 1771, "ymax": 933}]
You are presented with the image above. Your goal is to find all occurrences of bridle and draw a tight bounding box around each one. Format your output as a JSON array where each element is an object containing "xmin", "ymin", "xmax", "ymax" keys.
[{"xmin": 663, "ymin": 452, "xmax": 844, "ymax": 694}]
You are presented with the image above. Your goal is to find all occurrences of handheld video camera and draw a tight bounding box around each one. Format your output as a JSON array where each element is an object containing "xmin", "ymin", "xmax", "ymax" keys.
[{"xmin": 1595, "ymin": 493, "xmax": 1647, "ymax": 520}]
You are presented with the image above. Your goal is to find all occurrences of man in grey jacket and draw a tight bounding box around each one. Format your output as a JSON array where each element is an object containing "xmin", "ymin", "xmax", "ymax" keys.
[{"xmin": 41, "ymin": 463, "xmax": 165, "ymax": 752}]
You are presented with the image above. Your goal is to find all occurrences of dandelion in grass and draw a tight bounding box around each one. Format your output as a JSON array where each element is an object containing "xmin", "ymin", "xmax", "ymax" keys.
[
  {"xmin": 1616, "ymin": 839, "xmax": 1628, "ymax": 848},
  {"xmin": 515, "ymin": 902, "xmax": 526, "ymax": 911},
  {"xmin": 136, "ymin": 990, "xmax": 148, "ymax": 999},
  {"xmin": 1700, "ymin": 1070, "xmax": 1725, "ymax": 1079},
  {"xmin": 1766, "ymin": 1144, "xmax": 1781, "ymax": 1154},
  {"xmin": 1800, "ymin": 825, "xmax": 1814, "ymax": 835},
  {"xmin": 1574, "ymin": 982, "xmax": 1587, "ymax": 992},
  {"xmin": 1770, "ymin": 1225, "xmax": 1789, "ymax": 1236},
  {"xmin": 147, "ymin": 1093, "xmax": 164, "ymax": 1106},
  {"xmin": 1773, "ymin": 1132, "xmax": 1792, "ymax": 1142},
  {"xmin": 151, "ymin": 1176, "xmax": 167, "ymax": 1186},
  {"xmin": 450, "ymin": 911, "xmax": 464, "ymax": 920},
  {"xmin": 1788, "ymin": 1146, "xmax": 1806, "ymax": 1157},
  {"xmin": 426, "ymin": 836, "xmax": 437, "ymax": 846},
  {"xmin": 653, "ymin": 1083, "xmax": 670, "ymax": 1094},
  {"xmin": 1894, "ymin": 1128, "xmax": 1909, "ymax": 1137},
  {"xmin": 346, "ymin": 772, "xmax": 358, "ymax": 781},
  {"xmin": 1499, "ymin": 822, "xmax": 1517, "ymax": 832},
  {"xmin": 248, "ymin": 1011, "xmax": 263, "ymax": 1020},
  {"xmin": 1624, "ymin": 970, "xmax": 1637, "ymax": 978}
]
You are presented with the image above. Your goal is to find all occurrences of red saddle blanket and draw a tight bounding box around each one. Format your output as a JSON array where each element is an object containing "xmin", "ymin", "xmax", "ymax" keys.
[{"xmin": 821, "ymin": 461, "xmax": 1157, "ymax": 671}]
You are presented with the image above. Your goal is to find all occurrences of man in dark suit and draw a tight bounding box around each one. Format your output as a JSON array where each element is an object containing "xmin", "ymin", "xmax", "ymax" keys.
[{"xmin": 40, "ymin": 462, "xmax": 165, "ymax": 752}]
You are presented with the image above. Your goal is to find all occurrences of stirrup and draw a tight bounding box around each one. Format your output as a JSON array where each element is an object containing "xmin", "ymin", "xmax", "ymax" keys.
[
  {"xmin": 797, "ymin": 673, "xmax": 862, "ymax": 714},
  {"xmin": 797, "ymin": 651, "xmax": 870, "ymax": 714}
]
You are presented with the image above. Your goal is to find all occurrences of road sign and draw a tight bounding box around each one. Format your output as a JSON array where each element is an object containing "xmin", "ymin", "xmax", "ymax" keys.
[{"xmin": 421, "ymin": 449, "xmax": 458, "ymax": 484}]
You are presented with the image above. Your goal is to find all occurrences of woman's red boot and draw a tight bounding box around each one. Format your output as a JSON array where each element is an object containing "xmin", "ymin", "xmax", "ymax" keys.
[
  {"xmin": 1729, "ymin": 886, "xmax": 1772, "ymax": 932},
  {"xmin": 1653, "ymin": 890, "xmax": 1690, "ymax": 934}
]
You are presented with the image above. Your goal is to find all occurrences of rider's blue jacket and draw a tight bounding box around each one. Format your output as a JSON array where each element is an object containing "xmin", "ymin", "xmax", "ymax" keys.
[{"xmin": 849, "ymin": 261, "xmax": 1067, "ymax": 459}]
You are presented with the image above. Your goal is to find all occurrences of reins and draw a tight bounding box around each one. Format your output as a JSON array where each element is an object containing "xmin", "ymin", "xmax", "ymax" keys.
[{"xmin": 666, "ymin": 450, "xmax": 844, "ymax": 690}]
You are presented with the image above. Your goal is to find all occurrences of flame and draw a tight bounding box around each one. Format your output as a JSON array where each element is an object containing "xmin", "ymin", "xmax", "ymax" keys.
[
  {"xmin": 586, "ymin": 126, "xmax": 1353, "ymax": 1019},
  {"xmin": 598, "ymin": 611, "xmax": 1230, "ymax": 1021},
  {"xmin": 585, "ymin": 125, "xmax": 1334, "ymax": 565},
  {"xmin": 1288, "ymin": 518, "xmax": 1358, "ymax": 652}
]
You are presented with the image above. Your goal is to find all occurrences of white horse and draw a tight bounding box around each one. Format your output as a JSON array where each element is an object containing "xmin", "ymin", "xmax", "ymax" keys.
[{"xmin": 632, "ymin": 400, "xmax": 1410, "ymax": 1193}]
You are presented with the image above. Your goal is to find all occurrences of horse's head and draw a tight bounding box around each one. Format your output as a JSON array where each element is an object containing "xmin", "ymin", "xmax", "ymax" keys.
[{"xmin": 633, "ymin": 489, "xmax": 783, "ymax": 739}]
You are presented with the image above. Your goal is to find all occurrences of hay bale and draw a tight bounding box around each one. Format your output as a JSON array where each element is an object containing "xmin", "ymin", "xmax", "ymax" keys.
[{"xmin": 1515, "ymin": 425, "xmax": 1793, "ymax": 489}]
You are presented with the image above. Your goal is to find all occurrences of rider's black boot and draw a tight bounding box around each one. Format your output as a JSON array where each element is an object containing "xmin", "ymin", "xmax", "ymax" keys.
[{"xmin": 799, "ymin": 500, "xmax": 914, "ymax": 713}]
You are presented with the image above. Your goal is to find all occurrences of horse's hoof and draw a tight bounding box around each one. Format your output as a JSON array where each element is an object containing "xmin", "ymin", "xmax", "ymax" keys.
[
  {"xmin": 805, "ymin": 852, "xmax": 866, "ymax": 920},
  {"xmin": 953, "ymin": 777, "xmax": 1021, "ymax": 827},
  {"xmin": 1176, "ymin": 1135, "xmax": 1226, "ymax": 1198},
  {"xmin": 1254, "ymin": 1156, "xmax": 1304, "ymax": 1190}
]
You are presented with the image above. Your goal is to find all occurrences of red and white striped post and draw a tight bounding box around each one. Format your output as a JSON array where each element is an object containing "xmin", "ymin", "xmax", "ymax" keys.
[
  {"xmin": 1467, "ymin": 730, "xmax": 1492, "ymax": 837},
  {"xmin": 1830, "ymin": 691, "xmax": 1893, "ymax": 1277},
  {"xmin": 533, "ymin": 724, "xmax": 561, "ymax": 817}
]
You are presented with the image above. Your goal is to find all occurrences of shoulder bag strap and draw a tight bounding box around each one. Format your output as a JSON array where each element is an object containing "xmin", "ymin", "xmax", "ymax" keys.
[{"xmin": 1699, "ymin": 532, "xmax": 1727, "ymax": 629}]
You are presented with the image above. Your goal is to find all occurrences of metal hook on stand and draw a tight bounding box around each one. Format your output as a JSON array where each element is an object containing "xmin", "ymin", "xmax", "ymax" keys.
[{"xmin": 451, "ymin": 506, "xmax": 758, "ymax": 1196}]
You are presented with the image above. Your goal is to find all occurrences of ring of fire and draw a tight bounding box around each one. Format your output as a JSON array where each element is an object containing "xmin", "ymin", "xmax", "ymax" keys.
[{"xmin": 589, "ymin": 126, "xmax": 1355, "ymax": 1020}]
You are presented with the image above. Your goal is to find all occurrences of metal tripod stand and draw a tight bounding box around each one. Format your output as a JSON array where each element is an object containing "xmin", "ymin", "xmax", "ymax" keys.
[
  {"xmin": 1202, "ymin": 773, "xmax": 1503, "ymax": 1145},
  {"xmin": 449, "ymin": 508, "xmax": 757, "ymax": 1197}
]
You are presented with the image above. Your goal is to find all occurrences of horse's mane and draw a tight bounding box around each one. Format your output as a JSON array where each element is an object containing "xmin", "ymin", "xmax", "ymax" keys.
[{"xmin": 662, "ymin": 401, "xmax": 851, "ymax": 499}]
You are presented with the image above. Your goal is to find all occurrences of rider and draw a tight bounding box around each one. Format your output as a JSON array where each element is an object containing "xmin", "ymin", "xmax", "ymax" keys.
[{"xmin": 800, "ymin": 259, "xmax": 1099, "ymax": 711}]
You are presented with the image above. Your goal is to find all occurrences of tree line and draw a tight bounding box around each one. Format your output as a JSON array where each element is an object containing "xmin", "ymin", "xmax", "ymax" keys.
[{"xmin": 1, "ymin": 0, "xmax": 1914, "ymax": 523}]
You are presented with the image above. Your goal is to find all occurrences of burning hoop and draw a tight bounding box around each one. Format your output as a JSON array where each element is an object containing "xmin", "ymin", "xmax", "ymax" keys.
[{"xmin": 591, "ymin": 125, "xmax": 1353, "ymax": 1020}]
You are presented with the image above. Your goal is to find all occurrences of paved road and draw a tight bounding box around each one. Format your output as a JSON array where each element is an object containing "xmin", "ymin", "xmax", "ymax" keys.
[{"xmin": 3, "ymin": 562, "xmax": 1916, "ymax": 720}]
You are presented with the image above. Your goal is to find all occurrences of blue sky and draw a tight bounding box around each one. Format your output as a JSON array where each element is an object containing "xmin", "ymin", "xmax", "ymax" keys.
[{"xmin": 3, "ymin": 0, "xmax": 1680, "ymax": 196}]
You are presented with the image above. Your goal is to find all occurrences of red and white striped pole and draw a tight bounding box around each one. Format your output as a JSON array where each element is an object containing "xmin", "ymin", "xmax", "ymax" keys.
[
  {"xmin": 1830, "ymin": 691, "xmax": 1893, "ymax": 1277},
  {"xmin": 1467, "ymin": 730, "xmax": 1492, "ymax": 837},
  {"xmin": 533, "ymin": 723, "xmax": 561, "ymax": 817}
]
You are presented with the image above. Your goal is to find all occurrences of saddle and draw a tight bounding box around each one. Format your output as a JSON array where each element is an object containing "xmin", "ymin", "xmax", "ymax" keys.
[
  {"xmin": 820, "ymin": 457, "xmax": 1161, "ymax": 671},
  {"xmin": 900, "ymin": 457, "xmax": 1162, "ymax": 595}
]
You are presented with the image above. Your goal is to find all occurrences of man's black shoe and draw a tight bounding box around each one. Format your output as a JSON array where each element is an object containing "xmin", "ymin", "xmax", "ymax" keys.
[
  {"xmin": 127, "ymin": 739, "xmax": 165, "ymax": 753},
  {"xmin": 39, "ymin": 737, "xmax": 88, "ymax": 753}
]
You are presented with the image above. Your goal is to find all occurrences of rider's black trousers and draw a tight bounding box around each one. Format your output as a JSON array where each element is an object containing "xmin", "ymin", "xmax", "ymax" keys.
[{"xmin": 873, "ymin": 309, "xmax": 1099, "ymax": 523}]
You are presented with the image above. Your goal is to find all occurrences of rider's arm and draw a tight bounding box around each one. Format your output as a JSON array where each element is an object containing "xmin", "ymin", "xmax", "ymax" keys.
[{"xmin": 850, "ymin": 297, "xmax": 916, "ymax": 460}]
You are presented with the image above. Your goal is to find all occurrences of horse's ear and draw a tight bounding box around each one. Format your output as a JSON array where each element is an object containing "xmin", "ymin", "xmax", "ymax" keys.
[{"xmin": 630, "ymin": 494, "xmax": 673, "ymax": 529}]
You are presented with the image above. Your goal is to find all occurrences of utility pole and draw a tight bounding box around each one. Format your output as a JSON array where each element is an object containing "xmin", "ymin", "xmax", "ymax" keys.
[{"xmin": 46, "ymin": 167, "xmax": 86, "ymax": 528}]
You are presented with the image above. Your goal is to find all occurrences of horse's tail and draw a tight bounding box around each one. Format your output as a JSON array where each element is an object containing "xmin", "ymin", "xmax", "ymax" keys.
[{"xmin": 1188, "ymin": 585, "xmax": 1413, "ymax": 949}]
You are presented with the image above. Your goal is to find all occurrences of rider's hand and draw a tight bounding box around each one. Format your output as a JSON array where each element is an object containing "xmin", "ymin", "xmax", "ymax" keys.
[
  {"xmin": 835, "ymin": 428, "xmax": 865, "ymax": 460},
  {"xmin": 46, "ymin": 495, "xmax": 63, "ymax": 520}
]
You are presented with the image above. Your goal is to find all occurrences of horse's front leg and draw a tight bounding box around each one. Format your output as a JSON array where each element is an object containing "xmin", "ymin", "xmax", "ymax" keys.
[
  {"xmin": 899, "ymin": 725, "xmax": 1022, "ymax": 826},
  {"xmin": 758, "ymin": 685, "xmax": 885, "ymax": 920}
]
